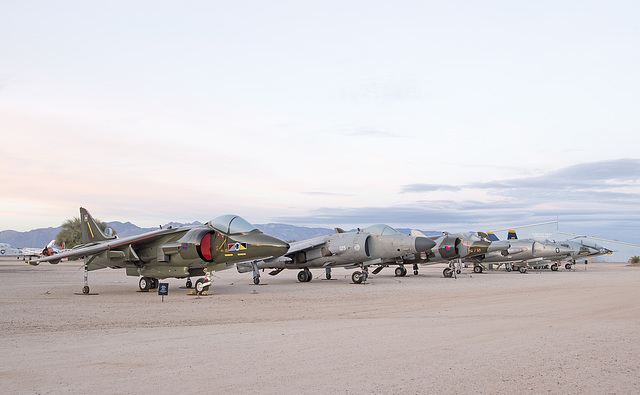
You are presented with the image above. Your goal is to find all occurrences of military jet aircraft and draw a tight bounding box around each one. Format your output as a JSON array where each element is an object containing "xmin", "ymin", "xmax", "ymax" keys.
[
  {"xmin": 465, "ymin": 231, "xmax": 573, "ymax": 273},
  {"xmin": 27, "ymin": 207, "xmax": 290, "ymax": 294},
  {"xmin": 237, "ymin": 224, "xmax": 436, "ymax": 284},
  {"xmin": 377, "ymin": 230, "xmax": 506, "ymax": 278}
]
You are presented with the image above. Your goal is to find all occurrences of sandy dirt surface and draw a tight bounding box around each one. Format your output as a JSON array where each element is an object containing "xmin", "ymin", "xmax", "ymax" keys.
[{"xmin": 1, "ymin": 258, "xmax": 639, "ymax": 394}]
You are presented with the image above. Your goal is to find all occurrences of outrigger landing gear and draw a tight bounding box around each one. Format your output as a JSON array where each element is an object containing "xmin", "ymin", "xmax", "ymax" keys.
[
  {"xmin": 185, "ymin": 277, "xmax": 193, "ymax": 288},
  {"xmin": 413, "ymin": 264, "xmax": 419, "ymax": 275},
  {"xmin": 83, "ymin": 260, "xmax": 90, "ymax": 294},
  {"xmin": 325, "ymin": 268, "xmax": 332, "ymax": 280},
  {"xmin": 252, "ymin": 261, "xmax": 261, "ymax": 285}
]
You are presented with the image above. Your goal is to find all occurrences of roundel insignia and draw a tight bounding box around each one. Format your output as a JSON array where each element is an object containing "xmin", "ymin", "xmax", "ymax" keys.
[
  {"xmin": 354, "ymin": 244, "xmax": 360, "ymax": 251},
  {"xmin": 444, "ymin": 244, "xmax": 453, "ymax": 252}
]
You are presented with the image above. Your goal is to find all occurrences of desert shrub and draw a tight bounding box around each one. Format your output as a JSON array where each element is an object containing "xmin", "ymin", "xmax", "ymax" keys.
[{"xmin": 629, "ymin": 256, "xmax": 640, "ymax": 264}]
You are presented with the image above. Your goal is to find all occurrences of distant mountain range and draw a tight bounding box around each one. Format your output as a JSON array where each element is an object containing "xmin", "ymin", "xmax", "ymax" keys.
[{"xmin": 0, "ymin": 221, "xmax": 441, "ymax": 248}]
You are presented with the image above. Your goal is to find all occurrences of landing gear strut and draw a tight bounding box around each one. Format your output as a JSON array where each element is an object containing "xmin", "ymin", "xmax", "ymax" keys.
[
  {"xmin": 352, "ymin": 266, "xmax": 368, "ymax": 284},
  {"xmin": 83, "ymin": 260, "xmax": 90, "ymax": 294},
  {"xmin": 325, "ymin": 268, "xmax": 332, "ymax": 280},
  {"xmin": 195, "ymin": 271, "xmax": 212, "ymax": 295},
  {"xmin": 252, "ymin": 261, "xmax": 261, "ymax": 285}
]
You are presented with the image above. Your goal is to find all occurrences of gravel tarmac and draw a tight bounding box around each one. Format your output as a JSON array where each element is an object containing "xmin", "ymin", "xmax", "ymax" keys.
[{"xmin": 1, "ymin": 258, "xmax": 638, "ymax": 394}]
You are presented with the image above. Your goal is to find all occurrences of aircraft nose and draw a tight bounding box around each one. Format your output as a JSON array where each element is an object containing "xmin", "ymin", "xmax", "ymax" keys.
[
  {"xmin": 261, "ymin": 235, "xmax": 290, "ymax": 256},
  {"xmin": 415, "ymin": 237, "xmax": 436, "ymax": 252}
]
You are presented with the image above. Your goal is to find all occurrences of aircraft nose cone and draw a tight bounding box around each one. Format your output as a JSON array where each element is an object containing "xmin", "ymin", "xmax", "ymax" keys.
[{"xmin": 415, "ymin": 237, "xmax": 436, "ymax": 252}]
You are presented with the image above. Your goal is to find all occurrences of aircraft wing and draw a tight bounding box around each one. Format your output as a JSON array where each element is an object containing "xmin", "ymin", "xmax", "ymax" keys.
[
  {"xmin": 284, "ymin": 237, "xmax": 328, "ymax": 256},
  {"xmin": 26, "ymin": 229, "xmax": 173, "ymax": 266}
]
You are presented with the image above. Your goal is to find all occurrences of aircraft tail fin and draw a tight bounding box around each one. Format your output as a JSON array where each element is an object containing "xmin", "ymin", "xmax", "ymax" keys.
[
  {"xmin": 486, "ymin": 232, "xmax": 500, "ymax": 241},
  {"xmin": 80, "ymin": 207, "xmax": 116, "ymax": 244},
  {"xmin": 507, "ymin": 230, "xmax": 518, "ymax": 240}
]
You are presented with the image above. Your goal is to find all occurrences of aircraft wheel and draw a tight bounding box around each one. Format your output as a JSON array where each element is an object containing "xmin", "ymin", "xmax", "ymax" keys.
[
  {"xmin": 185, "ymin": 279, "xmax": 192, "ymax": 288},
  {"xmin": 83, "ymin": 286, "xmax": 90, "ymax": 294},
  {"xmin": 195, "ymin": 278, "xmax": 208, "ymax": 294},
  {"xmin": 297, "ymin": 270, "xmax": 308, "ymax": 283},
  {"xmin": 395, "ymin": 267, "xmax": 403, "ymax": 277},
  {"xmin": 253, "ymin": 276, "xmax": 260, "ymax": 285},
  {"xmin": 551, "ymin": 264, "xmax": 558, "ymax": 271},
  {"xmin": 519, "ymin": 267, "xmax": 527, "ymax": 274},
  {"xmin": 352, "ymin": 271, "xmax": 364, "ymax": 284},
  {"xmin": 413, "ymin": 270, "xmax": 419, "ymax": 275},
  {"xmin": 139, "ymin": 277, "xmax": 151, "ymax": 291},
  {"xmin": 505, "ymin": 265, "xmax": 512, "ymax": 272},
  {"xmin": 456, "ymin": 269, "xmax": 461, "ymax": 274},
  {"xmin": 565, "ymin": 263, "xmax": 572, "ymax": 270},
  {"xmin": 150, "ymin": 278, "xmax": 158, "ymax": 289},
  {"xmin": 326, "ymin": 272, "xmax": 332, "ymax": 280},
  {"xmin": 473, "ymin": 265, "xmax": 483, "ymax": 274},
  {"xmin": 443, "ymin": 268, "xmax": 453, "ymax": 278}
]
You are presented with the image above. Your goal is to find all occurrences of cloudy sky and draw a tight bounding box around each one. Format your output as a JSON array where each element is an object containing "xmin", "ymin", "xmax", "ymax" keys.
[{"xmin": 1, "ymin": 1, "xmax": 639, "ymax": 243}]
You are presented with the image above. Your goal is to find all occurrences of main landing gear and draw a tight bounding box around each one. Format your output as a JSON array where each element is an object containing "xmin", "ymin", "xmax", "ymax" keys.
[
  {"xmin": 352, "ymin": 266, "xmax": 369, "ymax": 284},
  {"xmin": 138, "ymin": 276, "xmax": 159, "ymax": 291},
  {"xmin": 194, "ymin": 271, "xmax": 212, "ymax": 295},
  {"xmin": 297, "ymin": 268, "xmax": 312, "ymax": 282}
]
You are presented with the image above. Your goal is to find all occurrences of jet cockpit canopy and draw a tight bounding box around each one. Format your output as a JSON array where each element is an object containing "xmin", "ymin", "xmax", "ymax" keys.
[
  {"xmin": 207, "ymin": 215, "xmax": 257, "ymax": 235},
  {"xmin": 362, "ymin": 224, "xmax": 400, "ymax": 236}
]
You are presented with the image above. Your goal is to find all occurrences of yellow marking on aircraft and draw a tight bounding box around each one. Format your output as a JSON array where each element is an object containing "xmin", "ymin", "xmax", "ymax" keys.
[
  {"xmin": 87, "ymin": 222, "xmax": 95, "ymax": 239},
  {"xmin": 238, "ymin": 253, "xmax": 247, "ymax": 256}
]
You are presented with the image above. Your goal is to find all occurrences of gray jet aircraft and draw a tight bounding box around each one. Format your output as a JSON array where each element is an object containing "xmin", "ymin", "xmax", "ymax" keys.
[
  {"xmin": 373, "ymin": 230, "xmax": 505, "ymax": 278},
  {"xmin": 27, "ymin": 207, "xmax": 290, "ymax": 294},
  {"xmin": 465, "ymin": 231, "xmax": 574, "ymax": 273},
  {"xmin": 237, "ymin": 224, "xmax": 436, "ymax": 284}
]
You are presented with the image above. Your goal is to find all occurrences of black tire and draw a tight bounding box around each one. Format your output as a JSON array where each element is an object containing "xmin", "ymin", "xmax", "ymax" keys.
[
  {"xmin": 519, "ymin": 267, "xmax": 527, "ymax": 273},
  {"xmin": 565, "ymin": 264, "xmax": 572, "ymax": 270},
  {"xmin": 551, "ymin": 264, "xmax": 558, "ymax": 271},
  {"xmin": 473, "ymin": 265, "xmax": 482, "ymax": 274},
  {"xmin": 185, "ymin": 280, "xmax": 192, "ymax": 288},
  {"xmin": 395, "ymin": 267, "xmax": 403, "ymax": 277},
  {"xmin": 82, "ymin": 286, "xmax": 90, "ymax": 294},
  {"xmin": 253, "ymin": 276, "xmax": 260, "ymax": 285},
  {"xmin": 326, "ymin": 272, "xmax": 332, "ymax": 280},
  {"xmin": 352, "ymin": 271, "xmax": 363, "ymax": 284},
  {"xmin": 139, "ymin": 277, "xmax": 150, "ymax": 291},
  {"xmin": 413, "ymin": 270, "xmax": 418, "ymax": 275},
  {"xmin": 297, "ymin": 270, "xmax": 307, "ymax": 283},
  {"xmin": 443, "ymin": 268, "xmax": 453, "ymax": 278}
]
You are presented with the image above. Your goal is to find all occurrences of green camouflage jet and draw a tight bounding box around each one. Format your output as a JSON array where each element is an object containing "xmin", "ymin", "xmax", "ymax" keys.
[{"xmin": 27, "ymin": 207, "xmax": 289, "ymax": 295}]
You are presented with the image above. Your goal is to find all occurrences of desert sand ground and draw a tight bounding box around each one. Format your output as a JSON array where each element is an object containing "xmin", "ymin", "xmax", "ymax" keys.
[{"xmin": 0, "ymin": 258, "xmax": 639, "ymax": 394}]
